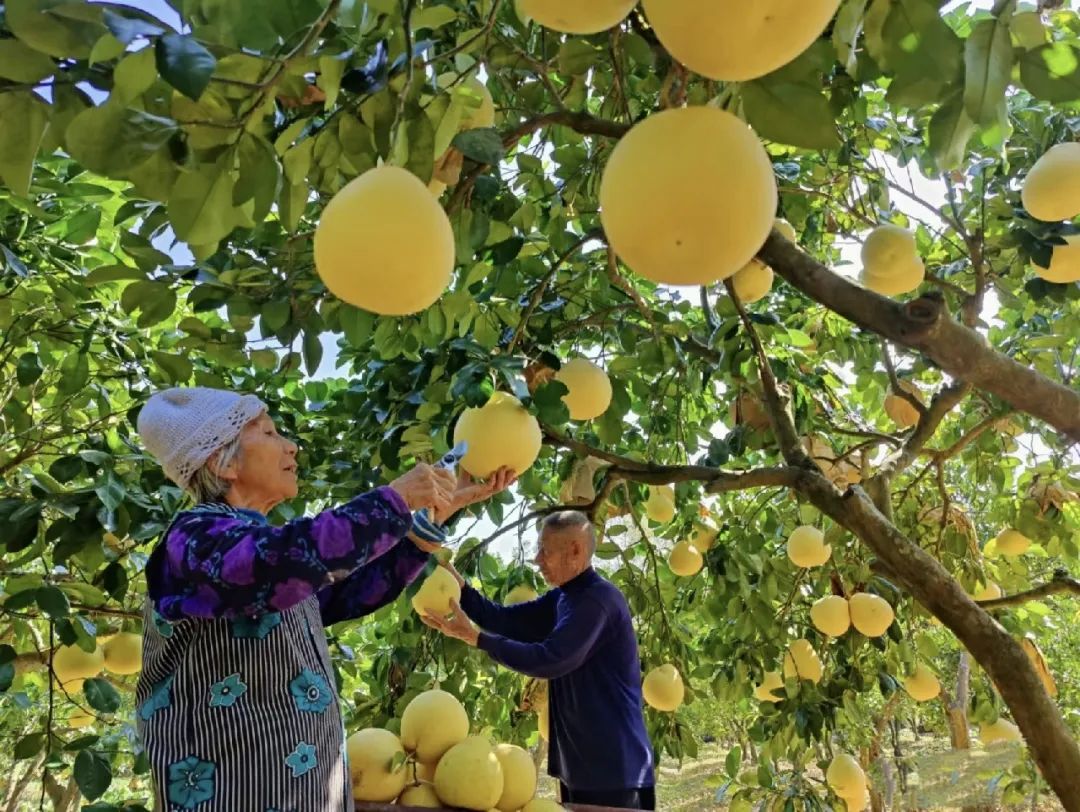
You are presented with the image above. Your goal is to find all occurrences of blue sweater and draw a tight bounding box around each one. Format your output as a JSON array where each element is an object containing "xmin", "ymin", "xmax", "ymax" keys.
[{"xmin": 461, "ymin": 568, "xmax": 655, "ymax": 791}]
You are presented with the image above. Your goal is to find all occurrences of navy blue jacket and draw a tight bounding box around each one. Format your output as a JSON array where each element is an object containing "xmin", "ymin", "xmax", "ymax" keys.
[{"xmin": 461, "ymin": 567, "xmax": 655, "ymax": 791}]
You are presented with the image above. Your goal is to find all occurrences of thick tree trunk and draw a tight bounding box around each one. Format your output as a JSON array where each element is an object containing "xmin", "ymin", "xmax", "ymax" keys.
[{"xmin": 798, "ymin": 474, "xmax": 1080, "ymax": 811}]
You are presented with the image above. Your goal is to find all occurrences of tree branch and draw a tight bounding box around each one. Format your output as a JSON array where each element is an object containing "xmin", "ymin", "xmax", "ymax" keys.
[
  {"xmin": 977, "ymin": 570, "xmax": 1080, "ymax": 611},
  {"xmin": 758, "ymin": 230, "xmax": 1080, "ymax": 442}
]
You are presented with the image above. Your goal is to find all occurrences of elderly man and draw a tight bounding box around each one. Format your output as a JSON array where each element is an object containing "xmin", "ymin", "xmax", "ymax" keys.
[{"xmin": 424, "ymin": 510, "xmax": 656, "ymax": 810}]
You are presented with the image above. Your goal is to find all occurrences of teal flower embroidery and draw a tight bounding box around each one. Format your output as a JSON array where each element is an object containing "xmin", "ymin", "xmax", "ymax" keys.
[
  {"xmin": 139, "ymin": 675, "xmax": 174, "ymax": 721},
  {"xmin": 152, "ymin": 610, "xmax": 175, "ymax": 639},
  {"xmin": 288, "ymin": 669, "xmax": 332, "ymax": 714},
  {"xmin": 167, "ymin": 756, "xmax": 216, "ymax": 809},
  {"xmin": 208, "ymin": 674, "xmax": 247, "ymax": 708},
  {"xmin": 231, "ymin": 612, "xmax": 281, "ymax": 639},
  {"xmin": 285, "ymin": 742, "xmax": 317, "ymax": 777}
]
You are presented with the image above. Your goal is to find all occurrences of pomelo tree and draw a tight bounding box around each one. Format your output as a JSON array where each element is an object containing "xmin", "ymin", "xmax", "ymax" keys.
[{"xmin": 1, "ymin": 0, "xmax": 1079, "ymax": 809}]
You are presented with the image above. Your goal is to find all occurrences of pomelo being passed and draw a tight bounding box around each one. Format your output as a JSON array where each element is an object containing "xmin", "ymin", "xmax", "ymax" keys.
[
  {"xmin": 314, "ymin": 165, "xmax": 455, "ymax": 315},
  {"xmin": 454, "ymin": 392, "xmax": 542, "ymax": 478},
  {"xmin": 400, "ymin": 689, "xmax": 469, "ymax": 763},
  {"xmin": 434, "ymin": 736, "xmax": 504, "ymax": 811},
  {"xmin": 517, "ymin": 0, "xmax": 637, "ymax": 34},
  {"xmin": 600, "ymin": 106, "xmax": 777, "ymax": 286},
  {"xmin": 554, "ymin": 358, "xmax": 612, "ymax": 420},
  {"xmin": 1022, "ymin": 142, "xmax": 1080, "ymax": 221},
  {"xmin": 642, "ymin": 0, "xmax": 841, "ymax": 81},
  {"xmin": 411, "ymin": 567, "xmax": 462, "ymax": 620},
  {"xmin": 668, "ymin": 541, "xmax": 704, "ymax": 577},
  {"xmin": 347, "ymin": 728, "xmax": 408, "ymax": 802},
  {"xmin": 642, "ymin": 663, "xmax": 684, "ymax": 711}
]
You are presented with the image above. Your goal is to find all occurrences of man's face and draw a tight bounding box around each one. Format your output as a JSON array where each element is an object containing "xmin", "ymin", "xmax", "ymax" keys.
[{"xmin": 533, "ymin": 528, "xmax": 580, "ymax": 587}]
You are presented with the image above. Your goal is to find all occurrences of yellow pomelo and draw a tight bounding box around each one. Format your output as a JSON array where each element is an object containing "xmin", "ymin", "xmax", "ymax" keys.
[
  {"xmin": 645, "ymin": 485, "xmax": 675, "ymax": 524},
  {"xmin": 493, "ymin": 743, "xmax": 537, "ymax": 811},
  {"xmin": 731, "ymin": 259, "xmax": 774, "ymax": 303},
  {"xmin": 452, "ymin": 76, "xmax": 496, "ymax": 130},
  {"xmin": 642, "ymin": 0, "xmax": 841, "ymax": 81},
  {"xmin": 506, "ymin": 585, "xmax": 539, "ymax": 605},
  {"xmin": 782, "ymin": 639, "xmax": 823, "ymax": 684},
  {"xmin": 454, "ymin": 392, "xmax": 543, "ymax": 478},
  {"xmin": 860, "ymin": 225, "xmax": 924, "ymax": 295},
  {"xmin": 52, "ymin": 644, "xmax": 104, "ymax": 684},
  {"xmin": 599, "ymin": 106, "xmax": 777, "ymax": 286},
  {"xmin": 1033, "ymin": 233, "xmax": 1080, "ymax": 283},
  {"xmin": 347, "ymin": 728, "xmax": 408, "ymax": 802},
  {"xmin": 314, "ymin": 165, "xmax": 454, "ymax": 315},
  {"xmin": 903, "ymin": 663, "xmax": 941, "ymax": 702},
  {"xmin": 826, "ymin": 753, "xmax": 867, "ymax": 797},
  {"xmin": 774, "ymin": 217, "xmax": 797, "ymax": 242},
  {"xmin": 522, "ymin": 801, "xmax": 567, "ymax": 812},
  {"xmin": 689, "ymin": 523, "xmax": 717, "ymax": 553},
  {"xmin": 68, "ymin": 708, "xmax": 94, "ymax": 729},
  {"xmin": 883, "ymin": 380, "xmax": 924, "ymax": 429},
  {"xmin": 554, "ymin": 358, "xmax": 612, "ymax": 420},
  {"xmin": 518, "ymin": 0, "xmax": 636, "ymax": 34},
  {"xmin": 668, "ymin": 541, "xmax": 704, "ymax": 577},
  {"xmin": 786, "ymin": 525, "xmax": 831, "ymax": 568},
  {"xmin": 434, "ymin": 736, "xmax": 505, "ymax": 811},
  {"xmin": 1022, "ymin": 142, "xmax": 1080, "ymax": 222},
  {"xmin": 401, "ymin": 689, "xmax": 470, "ymax": 764},
  {"xmin": 995, "ymin": 528, "xmax": 1031, "ymax": 557},
  {"xmin": 1011, "ymin": 11, "xmax": 1047, "ymax": 49},
  {"xmin": 399, "ymin": 783, "xmax": 442, "ymax": 807},
  {"xmin": 849, "ymin": 593, "xmax": 895, "ymax": 638},
  {"xmin": 979, "ymin": 718, "xmax": 1022, "ymax": 746},
  {"xmin": 810, "ymin": 595, "xmax": 851, "ymax": 637},
  {"xmin": 730, "ymin": 391, "xmax": 771, "ymax": 431},
  {"xmin": 411, "ymin": 567, "xmax": 463, "ymax": 620},
  {"xmin": 642, "ymin": 663, "xmax": 685, "ymax": 711},
  {"xmin": 753, "ymin": 670, "xmax": 784, "ymax": 703},
  {"xmin": 841, "ymin": 792, "xmax": 869, "ymax": 812},
  {"xmin": 102, "ymin": 632, "xmax": 142, "ymax": 675},
  {"xmin": 58, "ymin": 677, "xmax": 85, "ymax": 695},
  {"xmin": 973, "ymin": 581, "xmax": 1003, "ymax": 601}
]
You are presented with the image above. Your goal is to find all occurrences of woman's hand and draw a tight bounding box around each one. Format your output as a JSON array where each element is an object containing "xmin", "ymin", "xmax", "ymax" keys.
[
  {"xmin": 431, "ymin": 466, "xmax": 517, "ymax": 525},
  {"xmin": 389, "ymin": 464, "xmax": 456, "ymax": 515},
  {"xmin": 421, "ymin": 599, "xmax": 479, "ymax": 646}
]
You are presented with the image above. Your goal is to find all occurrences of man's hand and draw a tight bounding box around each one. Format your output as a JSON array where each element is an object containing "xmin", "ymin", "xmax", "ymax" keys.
[
  {"xmin": 432, "ymin": 467, "xmax": 517, "ymax": 525},
  {"xmin": 421, "ymin": 599, "xmax": 479, "ymax": 646}
]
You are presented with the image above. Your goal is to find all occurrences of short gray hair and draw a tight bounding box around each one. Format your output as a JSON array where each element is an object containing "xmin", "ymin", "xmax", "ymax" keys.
[
  {"xmin": 185, "ymin": 433, "xmax": 243, "ymax": 504},
  {"xmin": 540, "ymin": 510, "xmax": 596, "ymax": 555}
]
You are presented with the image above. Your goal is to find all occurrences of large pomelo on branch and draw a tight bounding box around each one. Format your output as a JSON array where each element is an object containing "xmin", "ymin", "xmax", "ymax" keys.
[
  {"xmin": 347, "ymin": 728, "xmax": 408, "ymax": 802},
  {"xmin": 979, "ymin": 718, "xmax": 1022, "ymax": 746},
  {"xmin": 810, "ymin": 595, "xmax": 850, "ymax": 637},
  {"xmin": 642, "ymin": 0, "xmax": 841, "ymax": 81},
  {"xmin": 454, "ymin": 392, "xmax": 542, "ymax": 478},
  {"xmin": 786, "ymin": 525, "xmax": 831, "ymax": 568},
  {"xmin": 314, "ymin": 165, "xmax": 455, "ymax": 315},
  {"xmin": 782, "ymin": 639, "xmax": 823, "ymax": 683},
  {"xmin": 848, "ymin": 592, "xmax": 895, "ymax": 637},
  {"xmin": 644, "ymin": 485, "xmax": 676, "ymax": 523},
  {"xmin": 438, "ymin": 74, "xmax": 496, "ymax": 131},
  {"xmin": 400, "ymin": 689, "xmax": 469, "ymax": 763},
  {"xmin": 859, "ymin": 224, "xmax": 924, "ymax": 296},
  {"xmin": 1032, "ymin": 233, "xmax": 1080, "ymax": 283},
  {"xmin": 902, "ymin": 663, "xmax": 941, "ymax": 702},
  {"xmin": 102, "ymin": 631, "xmax": 142, "ymax": 675},
  {"xmin": 753, "ymin": 670, "xmax": 784, "ymax": 703},
  {"xmin": 994, "ymin": 528, "xmax": 1031, "ymax": 557},
  {"xmin": 1022, "ymin": 142, "xmax": 1080, "ymax": 222},
  {"xmin": 826, "ymin": 753, "xmax": 867, "ymax": 797},
  {"xmin": 434, "ymin": 736, "xmax": 505, "ymax": 811},
  {"xmin": 517, "ymin": 0, "xmax": 637, "ymax": 34},
  {"xmin": 642, "ymin": 663, "xmax": 684, "ymax": 711},
  {"xmin": 599, "ymin": 106, "xmax": 777, "ymax": 286},
  {"xmin": 883, "ymin": 380, "xmax": 924, "ymax": 429},
  {"xmin": 730, "ymin": 259, "xmax": 774, "ymax": 303},
  {"xmin": 668, "ymin": 541, "xmax": 703, "ymax": 577},
  {"xmin": 52, "ymin": 644, "xmax": 104, "ymax": 685},
  {"xmin": 554, "ymin": 358, "xmax": 612, "ymax": 420}
]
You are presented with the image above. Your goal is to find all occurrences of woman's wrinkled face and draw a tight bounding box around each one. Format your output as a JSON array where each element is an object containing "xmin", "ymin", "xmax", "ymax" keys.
[{"xmin": 218, "ymin": 413, "xmax": 299, "ymax": 511}]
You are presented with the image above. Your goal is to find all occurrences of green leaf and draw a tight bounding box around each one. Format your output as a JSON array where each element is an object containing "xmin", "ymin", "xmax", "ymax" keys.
[
  {"xmin": 882, "ymin": 0, "xmax": 963, "ymax": 104},
  {"xmin": 558, "ymin": 39, "xmax": 603, "ymax": 75},
  {"xmin": 451, "ymin": 128, "xmax": 504, "ymax": 165},
  {"xmin": 403, "ymin": 102, "xmax": 436, "ymax": 184},
  {"xmin": 74, "ymin": 750, "xmax": 113, "ymax": 801},
  {"xmin": 928, "ymin": 91, "xmax": 976, "ymax": 172},
  {"xmin": 151, "ymin": 351, "xmax": 194, "ymax": 383},
  {"xmin": 57, "ymin": 350, "xmax": 90, "ymax": 395},
  {"xmin": 833, "ymin": 0, "xmax": 869, "ymax": 76},
  {"xmin": 532, "ymin": 380, "xmax": 570, "ymax": 425},
  {"xmin": 278, "ymin": 181, "xmax": 309, "ymax": 233},
  {"xmin": 121, "ymin": 280, "xmax": 177, "ymax": 328},
  {"xmin": 5, "ymin": 0, "xmax": 103, "ymax": 59},
  {"xmin": 36, "ymin": 585, "xmax": 70, "ymax": 618},
  {"xmin": 1020, "ymin": 42, "xmax": 1080, "ymax": 102},
  {"xmin": 411, "ymin": 5, "xmax": 458, "ymax": 30},
  {"xmin": 16, "ymin": 352, "xmax": 43, "ymax": 386},
  {"xmin": 741, "ymin": 80, "xmax": 840, "ymax": 149},
  {"xmin": 302, "ymin": 330, "xmax": 324, "ymax": 376},
  {"xmin": 14, "ymin": 732, "xmax": 45, "ymax": 760},
  {"xmin": 112, "ymin": 47, "xmax": 158, "ymax": 104},
  {"xmin": 963, "ymin": 18, "xmax": 1013, "ymax": 126},
  {"xmin": 102, "ymin": 8, "xmax": 167, "ymax": 44},
  {"xmin": 235, "ymin": 134, "xmax": 280, "ymax": 224},
  {"xmin": 168, "ymin": 160, "xmax": 237, "ymax": 246},
  {"xmin": 726, "ymin": 745, "xmax": 742, "ymax": 778},
  {"xmin": 0, "ymin": 92, "xmax": 49, "ymax": 196},
  {"xmin": 83, "ymin": 678, "xmax": 121, "ymax": 714},
  {"xmin": 0, "ymin": 39, "xmax": 56, "ymax": 82},
  {"xmin": 155, "ymin": 34, "xmax": 217, "ymax": 101},
  {"xmin": 84, "ymin": 264, "xmax": 147, "ymax": 285},
  {"xmin": 66, "ymin": 103, "xmax": 178, "ymax": 176}
]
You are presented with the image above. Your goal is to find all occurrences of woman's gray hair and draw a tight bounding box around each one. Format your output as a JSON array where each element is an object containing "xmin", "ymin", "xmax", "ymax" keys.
[{"xmin": 185, "ymin": 433, "xmax": 243, "ymax": 504}]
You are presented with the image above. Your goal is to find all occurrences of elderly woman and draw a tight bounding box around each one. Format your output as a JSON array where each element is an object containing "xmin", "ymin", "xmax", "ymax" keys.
[{"xmin": 133, "ymin": 386, "xmax": 513, "ymax": 812}]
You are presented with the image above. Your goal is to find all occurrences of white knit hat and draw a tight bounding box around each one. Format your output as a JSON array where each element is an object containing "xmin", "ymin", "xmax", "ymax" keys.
[{"xmin": 137, "ymin": 387, "xmax": 268, "ymax": 488}]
